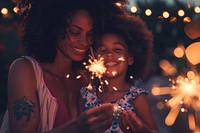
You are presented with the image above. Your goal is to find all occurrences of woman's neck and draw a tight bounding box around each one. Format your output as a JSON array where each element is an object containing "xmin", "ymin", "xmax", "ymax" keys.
[{"xmin": 41, "ymin": 52, "xmax": 73, "ymax": 78}]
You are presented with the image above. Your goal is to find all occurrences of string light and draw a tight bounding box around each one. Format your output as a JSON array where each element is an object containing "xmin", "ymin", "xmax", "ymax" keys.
[
  {"xmin": 130, "ymin": 6, "xmax": 137, "ymax": 13},
  {"xmin": 163, "ymin": 11, "xmax": 170, "ymax": 18},
  {"xmin": 194, "ymin": 6, "xmax": 200, "ymax": 13},
  {"xmin": 1, "ymin": 8, "xmax": 8, "ymax": 15},
  {"xmin": 178, "ymin": 9, "xmax": 185, "ymax": 17},
  {"xmin": 145, "ymin": 9, "xmax": 152, "ymax": 16}
]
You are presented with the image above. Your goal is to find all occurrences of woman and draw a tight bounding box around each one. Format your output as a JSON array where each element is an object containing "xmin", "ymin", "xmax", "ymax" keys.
[{"xmin": 0, "ymin": 0, "xmax": 126, "ymax": 132}]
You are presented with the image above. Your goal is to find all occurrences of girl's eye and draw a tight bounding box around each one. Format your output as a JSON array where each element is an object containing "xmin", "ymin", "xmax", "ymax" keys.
[
  {"xmin": 114, "ymin": 48, "xmax": 123, "ymax": 53},
  {"xmin": 98, "ymin": 48, "xmax": 107, "ymax": 55}
]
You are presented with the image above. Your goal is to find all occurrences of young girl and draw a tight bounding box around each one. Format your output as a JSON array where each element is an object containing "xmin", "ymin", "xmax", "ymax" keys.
[{"xmin": 81, "ymin": 13, "xmax": 159, "ymax": 133}]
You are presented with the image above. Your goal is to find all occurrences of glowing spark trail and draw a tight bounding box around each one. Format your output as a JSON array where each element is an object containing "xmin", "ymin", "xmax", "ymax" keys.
[
  {"xmin": 84, "ymin": 47, "xmax": 107, "ymax": 92},
  {"xmin": 85, "ymin": 57, "xmax": 106, "ymax": 79}
]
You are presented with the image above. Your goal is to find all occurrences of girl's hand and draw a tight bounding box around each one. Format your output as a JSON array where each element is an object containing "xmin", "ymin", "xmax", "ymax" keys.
[
  {"xmin": 119, "ymin": 110, "xmax": 159, "ymax": 133},
  {"xmin": 119, "ymin": 110, "xmax": 144, "ymax": 133},
  {"xmin": 75, "ymin": 103, "xmax": 114, "ymax": 133}
]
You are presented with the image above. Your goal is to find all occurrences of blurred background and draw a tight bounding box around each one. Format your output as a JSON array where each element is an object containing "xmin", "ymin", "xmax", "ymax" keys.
[{"xmin": 0, "ymin": 0, "xmax": 200, "ymax": 132}]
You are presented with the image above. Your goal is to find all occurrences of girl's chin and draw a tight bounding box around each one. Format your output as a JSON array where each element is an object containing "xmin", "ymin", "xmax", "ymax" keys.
[{"xmin": 104, "ymin": 71, "xmax": 118, "ymax": 78}]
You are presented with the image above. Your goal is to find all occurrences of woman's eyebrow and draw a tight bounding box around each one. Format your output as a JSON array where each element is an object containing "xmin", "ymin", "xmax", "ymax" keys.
[
  {"xmin": 69, "ymin": 25, "xmax": 93, "ymax": 32},
  {"xmin": 69, "ymin": 25, "xmax": 82, "ymax": 30}
]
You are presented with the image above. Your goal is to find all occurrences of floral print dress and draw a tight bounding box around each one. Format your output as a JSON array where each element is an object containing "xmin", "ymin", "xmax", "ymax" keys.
[{"xmin": 80, "ymin": 86, "xmax": 148, "ymax": 133}]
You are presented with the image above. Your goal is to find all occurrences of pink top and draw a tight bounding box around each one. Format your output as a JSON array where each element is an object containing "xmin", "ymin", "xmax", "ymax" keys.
[{"xmin": 44, "ymin": 78, "xmax": 72, "ymax": 128}]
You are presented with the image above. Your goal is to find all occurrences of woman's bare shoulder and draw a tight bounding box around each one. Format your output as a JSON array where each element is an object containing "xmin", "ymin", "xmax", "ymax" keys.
[{"xmin": 9, "ymin": 57, "xmax": 34, "ymax": 73}]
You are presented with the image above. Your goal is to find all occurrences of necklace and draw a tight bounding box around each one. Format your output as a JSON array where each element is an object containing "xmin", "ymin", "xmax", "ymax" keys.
[
  {"xmin": 43, "ymin": 69, "xmax": 64, "ymax": 81},
  {"xmin": 43, "ymin": 68, "xmax": 82, "ymax": 82},
  {"xmin": 43, "ymin": 68, "xmax": 77, "ymax": 92}
]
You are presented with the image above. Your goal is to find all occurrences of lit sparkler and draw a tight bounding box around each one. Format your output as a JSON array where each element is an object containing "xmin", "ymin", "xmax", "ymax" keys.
[
  {"xmin": 85, "ymin": 56, "xmax": 106, "ymax": 79},
  {"xmin": 152, "ymin": 71, "xmax": 200, "ymax": 130},
  {"xmin": 84, "ymin": 47, "xmax": 107, "ymax": 91}
]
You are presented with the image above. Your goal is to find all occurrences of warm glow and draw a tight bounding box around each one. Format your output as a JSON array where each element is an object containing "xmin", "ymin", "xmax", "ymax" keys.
[
  {"xmin": 184, "ymin": 20, "xmax": 200, "ymax": 39},
  {"xmin": 66, "ymin": 74, "xmax": 70, "ymax": 78},
  {"xmin": 113, "ymin": 86, "xmax": 118, "ymax": 91},
  {"xmin": 194, "ymin": 6, "xmax": 200, "ymax": 13},
  {"xmin": 159, "ymin": 59, "xmax": 177, "ymax": 76},
  {"xmin": 152, "ymin": 87, "xmax": 171, "ymax": 96},
  {"xmin": 85, "ymin": 57, "xmax": 106, "ymax": 79},
  {"xmin": 118, "ymin": 57, "xmax": 125, "ymax": 61},
  {"xmin": 145, "ymin": 9, "xmax": 152, "ymax": 16},
  {"xmin": 156, "ymin": 101, "xmax": 165, "ymax": 110},
  {"xmin": 178, "ymin": 9, "xmax": 185, "ymax": 17},
  {"xmin": 174, "ymin": 46, "xmax": 185, "ymax": 58},
  {"xmin": 154, "ymin": 72, "xmax": 200, "ymax": 129},
  {"xmin": 98, "ymin": 86, "xmax": 103, "ymax": 92},
  {"xmin": 1, "ymin": 8, "xmax": 8, "ymax": 15},
  {"xmin": 163, "ymin": 11, "xmax": 170, "ymax": 18},
  {"xmin": 13, "ymin": 6, "xmax": 19, "ymax": 13},
  {"xmin": 170, "ymin": 17, "xmax": 177, "ymax": 23},
  {"xmin": 76, "ymin": 75, "xmax": 81, "ymax": 79},
  {"xmin": 183, "ymin": 17, "xmax": 191, "ymax": 23},
  {"xmin": 112, "ymin": 71, "xmax": 117, "ymax": 76},
  {"xmin": 130, "ymin": 6, "xmax": 137, "ymax": 13},
  {"xmin": 165, "ymin": 104, "xmax": 181, "ymax": 126},
  {"xmin": 187, "ymin": 71, "xmax": 195, "ymax": 79},
  {"xmin": 115, "ymin": 2, "xmax": 122, "ymax": 7},
  {"xmin": 113, "ymin": 104, "xmax": 123, "ymax": 114},
  {"xmin": 180, "ymin": 108, "xmax": 186, "ymax": 112},
  {"xmin": 87, "ymin": 83, "xmax": 93, "ymax": 90},
  {"xmin": 185, "ymin": 42, "xmax": 200, "ymax": 65},
  {"xmin": 188, "ymin": 114, "xmax": 196, "ymax": 130},
  {"xmin": 104, "ymin": 80, "xmax": 109, "ymax": 85}
]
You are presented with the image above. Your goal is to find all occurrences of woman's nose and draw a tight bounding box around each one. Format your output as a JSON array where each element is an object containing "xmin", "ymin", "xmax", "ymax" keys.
[{"xmin": 78, "ymin": 35, "xmax": 90, "ymax": 47}]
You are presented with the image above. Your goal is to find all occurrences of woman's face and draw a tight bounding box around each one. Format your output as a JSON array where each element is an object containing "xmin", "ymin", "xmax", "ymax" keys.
[
  {"xmin": 57, "ymin": 9, "xmax": 93, "ymax": 61},
  {"xmin": 97, "ymin": 33, "xmax": 133, "ymax": 78}
]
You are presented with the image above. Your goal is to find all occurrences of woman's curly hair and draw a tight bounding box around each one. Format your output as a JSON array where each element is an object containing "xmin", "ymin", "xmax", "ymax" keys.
[
  {"xmin": 95, "ymin": 13, "xmax": 154, "ymax": 82},
  {"xmin": 13, "ymin": 0, "xmax": 127, "ymax": 63}
]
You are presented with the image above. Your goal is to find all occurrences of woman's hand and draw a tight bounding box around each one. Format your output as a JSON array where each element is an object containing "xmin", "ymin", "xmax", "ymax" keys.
[
  {"xmin": 119, "ymin": 110, "xmax": 158, "ymax": 133},
  {"xmin": 74, "ymin": 103, "xmax": 114, "ymax": 133}
]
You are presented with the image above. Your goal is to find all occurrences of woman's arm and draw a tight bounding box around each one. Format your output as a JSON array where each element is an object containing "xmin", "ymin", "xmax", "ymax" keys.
[
  {"xmin": 7, "ymin": 58, "xmax": 40, "ymax": 133},
  {"xmin": 7, "ymin": 58, "xmax": 114, "ymax": 133}
]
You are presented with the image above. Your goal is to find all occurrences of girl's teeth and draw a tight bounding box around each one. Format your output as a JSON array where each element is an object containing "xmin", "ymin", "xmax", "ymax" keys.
[{"xmin": 105, "ymin": 62, "xmax": 117, "ymax": 66}]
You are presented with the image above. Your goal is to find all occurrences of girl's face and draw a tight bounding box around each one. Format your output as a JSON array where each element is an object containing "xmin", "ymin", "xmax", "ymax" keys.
[
  {"xmin": 97, "ymin": 33, "xmax": 133, "ymax": 78},
  {"xmin": 57, "ymin": 9, "xmax": 93, "ymax": 61}
]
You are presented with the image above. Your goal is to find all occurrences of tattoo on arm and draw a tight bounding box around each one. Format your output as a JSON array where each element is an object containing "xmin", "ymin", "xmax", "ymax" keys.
[{"xmin": 12, "ymin": 96, "xmax": 36, "ymax": 127}]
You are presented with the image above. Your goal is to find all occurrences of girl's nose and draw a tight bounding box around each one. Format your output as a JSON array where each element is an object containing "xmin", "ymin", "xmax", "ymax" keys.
[{"xmin": 106, "ymin": 51, "xmax": 114, "ymax": 57}]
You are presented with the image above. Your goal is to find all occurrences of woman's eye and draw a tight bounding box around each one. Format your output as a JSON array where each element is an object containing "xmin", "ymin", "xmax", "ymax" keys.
[{"xmin": 69, "ymin": 30, "xmax": 80, "ymax": 36}]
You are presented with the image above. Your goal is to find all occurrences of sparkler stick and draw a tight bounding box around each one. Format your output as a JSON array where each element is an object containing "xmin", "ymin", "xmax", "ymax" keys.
[{"xmin": 90, "ymin": 46, "xmax": 95, "ymax": 58}]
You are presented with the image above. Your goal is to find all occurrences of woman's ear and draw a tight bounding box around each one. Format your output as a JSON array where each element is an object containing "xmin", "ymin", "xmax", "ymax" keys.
[{"xmin": 128, "ymin": 56, "xmax": 134, "ymax": 65}]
